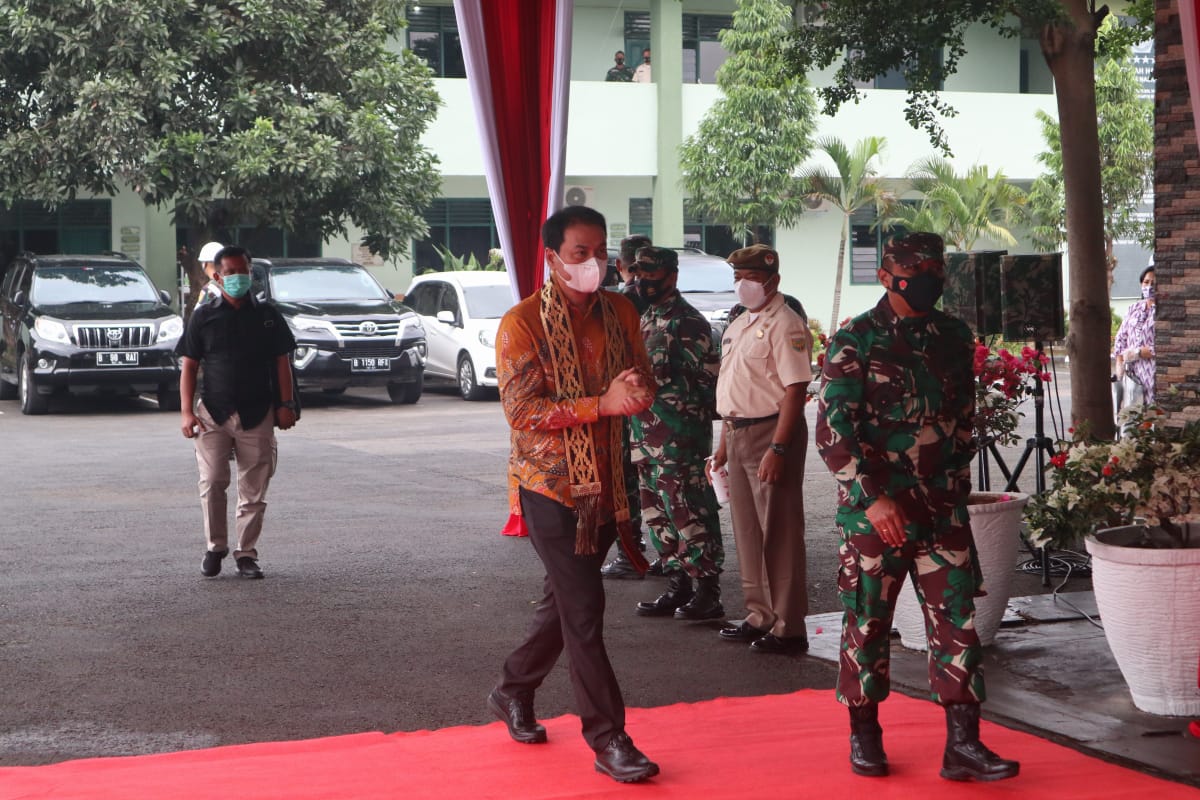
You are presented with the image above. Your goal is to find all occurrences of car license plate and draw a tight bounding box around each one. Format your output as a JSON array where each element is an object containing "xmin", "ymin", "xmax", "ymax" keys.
[
  {"xmin": 97, "ymin": 351, "xmax": 139, "ymax": 366},
  {"xmin": 351, "ymin": 357, "xmax": 390, "ymax": 372}
]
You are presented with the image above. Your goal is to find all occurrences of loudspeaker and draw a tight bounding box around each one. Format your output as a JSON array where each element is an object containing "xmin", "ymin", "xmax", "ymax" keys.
[
  {"xmin": 1000, "ymin": 253, "xmax": 1065, "ymax": 342},
  {"xmin": 942, "ymin": 250, "xmax": 1006, "ymax": 335}
]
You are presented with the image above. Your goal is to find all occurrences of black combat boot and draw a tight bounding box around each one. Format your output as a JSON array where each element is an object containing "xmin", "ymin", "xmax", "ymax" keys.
[
  {"xmin": 848, "ymin": 704, "xmax": 889, "ymax": 777},
  {"xmin": 635, "ymin": 572, "xmax": 693, "ymax": 617},
  {"xmin": 940, "ymin": 704, "xmax": 1020, "ymax": 782},
  {"xmin": 674, "ymin": 575, "xmax": 724, "ymax": 620}
]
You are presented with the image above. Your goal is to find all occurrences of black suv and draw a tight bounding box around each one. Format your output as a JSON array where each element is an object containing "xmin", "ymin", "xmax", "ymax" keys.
[
  {"xmin": 250, "ymin": 258, "xmax": 426, "ymax": 403},
  {"xmin": 0, "ymin": 254, "xmax": 183, "ymax": 414}
]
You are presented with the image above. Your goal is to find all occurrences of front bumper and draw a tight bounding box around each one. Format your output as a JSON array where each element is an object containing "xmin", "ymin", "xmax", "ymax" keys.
[
  {"xmin": 30, "ymin": 344, "xmax": 180, "ymax": 394},
  {"xmin": 291, "ymin": 338, "xmax": 426, "ymax": 390}
]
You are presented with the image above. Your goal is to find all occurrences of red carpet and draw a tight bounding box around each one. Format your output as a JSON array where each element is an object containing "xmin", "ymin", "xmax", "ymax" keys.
[{"xmin": 1, "ymin": 691, "xmax": 1195, "ymax": 799}]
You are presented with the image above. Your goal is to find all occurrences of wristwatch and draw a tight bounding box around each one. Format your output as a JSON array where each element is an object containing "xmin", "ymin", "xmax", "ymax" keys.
[
  {"xmin": 278, "ymin": 399, "xmax": 299, "ymax": 412},
  {"xmin": 770, "ymin": 442, "xmax": 786, "ymax": 456}
]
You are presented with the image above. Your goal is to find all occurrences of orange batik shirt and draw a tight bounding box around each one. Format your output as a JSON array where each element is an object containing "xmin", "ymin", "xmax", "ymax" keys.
[{"xmin": 497, "ymin": 287, "xmax": 653, "ymax": 520}]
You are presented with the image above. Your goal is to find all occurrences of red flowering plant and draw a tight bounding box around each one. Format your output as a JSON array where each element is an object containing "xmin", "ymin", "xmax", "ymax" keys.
[
  {"xmin": 973, "ymin": 340, "xmax": 1051, "ymax": 447},
  {"xmin": 1025, "ymin": 406, "xmax": 1200, "ymax": 550}
]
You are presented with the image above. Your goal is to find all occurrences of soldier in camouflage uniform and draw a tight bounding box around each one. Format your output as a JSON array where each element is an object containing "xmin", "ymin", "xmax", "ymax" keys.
[
  {"xmin": 601, "ymin": 234, "xmax": 658, "ymax": 580},
  {"xmin": 816, "ymin": 232, "xmax": 1019, "ymax": 782},
  {"xmin": 626, "ymin": 247, "xmax": 725, "ymax": 620}
]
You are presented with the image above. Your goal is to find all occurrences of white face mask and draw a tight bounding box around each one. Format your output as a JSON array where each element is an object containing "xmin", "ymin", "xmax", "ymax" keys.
[
  {"xmin": 735, "ymin": 278, "xmax": 768, "ymax": 310},
  {"xmin": 556, "ymin": 256, "xmax": 602, "ymax": 294}
]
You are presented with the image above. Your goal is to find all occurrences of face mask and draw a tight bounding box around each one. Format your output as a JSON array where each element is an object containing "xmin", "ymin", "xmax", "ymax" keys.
[
  {"xmin": 1142, "ymin": 284, "xmax": 1156, "ymax": 300},
  {"xmin": 616, "ymin": 58, "xmax": 624, "ymax": 65},
  {"xmin": 636, "ymin": 275, "xmax": 669, "ymax": 304},
  {"xmin": 887, "ymin": 269, "xmax": 943, "ymax": 313},
  {"xmin": 643, "ymin": 56, "xmax": 651, "ymax": 63},
  {"xmin": 221, "ymin": 273, "xmax": 251, "ymax": 298},
  {"xmin": 557, "ymin": 256, "xmax": 602, "ymax": 294},
  {"xmin": 735, "ymin": 278, "xmax": 768, "ymax": 310}
]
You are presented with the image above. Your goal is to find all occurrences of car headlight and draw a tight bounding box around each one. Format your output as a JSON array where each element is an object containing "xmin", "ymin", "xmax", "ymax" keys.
[
  {"xmin": 157, "ymin": 315, "xmax": 185, "ymax": 342},
  {"xmin": 289, "ymin": 315, "xmax": 337, "ymax": 336},
  {"xmin": 478, "ymin": 329, "xmax": 496, "ymax": 348},
  {"xmin": 398, "ymin": 316, "xmax": 425, "ymax": 342},
  {"xmin": 34, "ymin": 318, "xmax": 70, "ymax": 345}
]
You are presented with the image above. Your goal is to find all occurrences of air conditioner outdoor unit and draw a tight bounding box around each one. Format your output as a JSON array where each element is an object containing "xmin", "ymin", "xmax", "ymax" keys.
[{"xmin": 564, "ymin": 185, "xmax": 595, "ymax": 207}]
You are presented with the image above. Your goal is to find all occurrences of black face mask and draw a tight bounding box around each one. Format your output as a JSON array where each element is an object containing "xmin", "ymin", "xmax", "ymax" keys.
[
  {"xmin": 616, "ymin": 58, "xmax": 624, "ymax": 65},
  {"xmin": 636, "ymin": 275, "xmax": 670, "ymax": 303},
  {"xmin": 887, "ymin": 269, "xmax": 944, "ymax": 313}
]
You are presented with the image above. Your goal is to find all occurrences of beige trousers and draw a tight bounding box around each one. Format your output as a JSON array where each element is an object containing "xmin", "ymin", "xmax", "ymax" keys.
[
  {"xmin": 194, "ymin": 402, "xmax": 278, "ymax": 559},
  {"xmin": 725, "ymin": 416, "xmax": 808, "ymax": 638}
]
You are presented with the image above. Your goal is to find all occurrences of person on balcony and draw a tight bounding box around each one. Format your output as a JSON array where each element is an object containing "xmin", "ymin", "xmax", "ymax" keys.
[{"xmin": 605, "ymin": 50, "xmax": 634, "ymax": 82}]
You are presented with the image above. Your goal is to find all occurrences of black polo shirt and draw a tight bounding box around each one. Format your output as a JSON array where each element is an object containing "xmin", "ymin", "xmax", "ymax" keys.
[{"xmin": 177, "ymin": 296, "xmax": 296, "ymax": 429}]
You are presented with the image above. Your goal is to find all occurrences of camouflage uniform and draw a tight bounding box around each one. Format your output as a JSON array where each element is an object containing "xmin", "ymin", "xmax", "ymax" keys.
[
  {"xmin": 816, "ymin": 294, "xmax": 983, "ymax": 708},
  {"xmin": 606, "ymin": 63, "xmax": 634, "ymax": 82},
  {"xmin": 630, "ymin": 289, "xmax": 723, "ymax": 577}
]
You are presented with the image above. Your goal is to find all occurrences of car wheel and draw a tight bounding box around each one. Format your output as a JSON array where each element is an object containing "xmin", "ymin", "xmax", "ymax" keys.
[
  {"xmin": 458, "ymin": 355, "xmax": 487, "ymax": 401},
  {"xmin": 18, "ymin": 353, "xmax": 49, "ymax": 415},
  {"xmin": 0, "ymin": 371, "xmax": 15, "ymax": 400},
  {"xmin": 156, "ymin": 383, "xmax": 181, "ymax": 411},
  {"xmin": 387, "ymin": 372, "xmax": 422, "ymax": 405}
]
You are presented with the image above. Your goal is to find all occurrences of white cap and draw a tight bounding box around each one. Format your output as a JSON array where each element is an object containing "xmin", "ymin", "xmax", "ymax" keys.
[{"xmin": 197, "ymin": 241, "xmax": 224, "ymax": 263}]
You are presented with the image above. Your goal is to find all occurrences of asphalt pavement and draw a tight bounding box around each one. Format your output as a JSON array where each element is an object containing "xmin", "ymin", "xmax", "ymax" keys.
[{"xmin": 0, "ymin": 366, "xmax": 1088, "ymax": 770}]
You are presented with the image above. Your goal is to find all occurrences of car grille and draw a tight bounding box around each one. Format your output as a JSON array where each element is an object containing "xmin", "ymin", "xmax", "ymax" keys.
[
  {"xmin": 74, "ymin": 325, "xmax": 154, "ymax": 349},
  {"xmin": 339, "ymin": 342, "xmax": 405, "ymax": 359},
  {"xmin": 332, "ymin": 320, "xmax": 404, "ymax": 338}
]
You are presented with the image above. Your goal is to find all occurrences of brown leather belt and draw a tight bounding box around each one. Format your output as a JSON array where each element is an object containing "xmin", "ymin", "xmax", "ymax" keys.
[{"xmin": 726, "ymin": 414, "xmax": 778, "ymax": 430}]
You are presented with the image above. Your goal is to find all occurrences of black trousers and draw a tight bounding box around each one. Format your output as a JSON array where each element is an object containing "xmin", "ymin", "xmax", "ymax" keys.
[{"xmin": 499, "ymin": 488, "xmax": 624, "ymax": 751}]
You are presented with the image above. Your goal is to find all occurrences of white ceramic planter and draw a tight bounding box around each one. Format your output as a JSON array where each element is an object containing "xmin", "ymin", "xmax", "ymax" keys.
[
  {"xmin": 894, "ymin": 492, "xmax": 1030, "ymax": 650},
  {"xmin": 1087, "ymin": 525, "xmax": 1200, "ymax": 716}
]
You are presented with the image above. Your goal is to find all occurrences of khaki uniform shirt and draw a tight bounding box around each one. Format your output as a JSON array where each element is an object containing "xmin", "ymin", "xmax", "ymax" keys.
[{"xmin": 716, "ymin": 291, "xmax": 812, "ymax": 419}]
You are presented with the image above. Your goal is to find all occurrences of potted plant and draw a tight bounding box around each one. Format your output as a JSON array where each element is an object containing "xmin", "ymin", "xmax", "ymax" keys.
[
  {"xmin": 894, "ymin": 341, "xmax": 1043, "ymax": 650},
  {"xmin": 1025, "ymin": 405, "xmax": 1200, "ymax": 716}
]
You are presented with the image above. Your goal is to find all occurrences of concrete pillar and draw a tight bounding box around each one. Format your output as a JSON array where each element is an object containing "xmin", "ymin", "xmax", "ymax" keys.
[{"xmin": 650, "ymin": 0, "xmax": 684, "ymax": 247}]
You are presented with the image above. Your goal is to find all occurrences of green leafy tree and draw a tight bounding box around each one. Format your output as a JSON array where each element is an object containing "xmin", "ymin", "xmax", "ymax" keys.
[
  {"xmin": 797, "ymin": 136, "xmax": 891, "ymax": 330},
  {"xmin": 787, "ymin": 0, "xmax": 1155, "ymax": 440},
  {"xmin": 0, "ymin": 1, "xmax": 441, "ymax": 310},
  {"xmin": 1026, "ymin": 17, "xmax": 1154, "ymax": 287},
  {"xmin": 882, "ymin": 157, "xmax": 1027, "ymax": 251},
  {"xmin": 679, "ymin": 0, "xmax": 817, "ymax": 245}
]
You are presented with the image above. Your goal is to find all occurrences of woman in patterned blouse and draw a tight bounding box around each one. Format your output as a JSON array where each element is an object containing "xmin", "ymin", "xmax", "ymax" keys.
[{"xmin": 1113, "ymin": 264, "xmax": 1156, "ymax": 408}]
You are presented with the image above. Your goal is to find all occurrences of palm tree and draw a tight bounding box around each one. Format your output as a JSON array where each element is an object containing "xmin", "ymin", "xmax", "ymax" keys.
[
  {"xmin": 884, "ymin": 157, "xmax": 1027, "ymax": 251},
  {"xmin": 798, "ymin": 136, "xmax": 891, "ymax": 332}
]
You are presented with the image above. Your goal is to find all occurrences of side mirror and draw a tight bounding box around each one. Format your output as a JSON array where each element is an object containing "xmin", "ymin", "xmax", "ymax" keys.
[
  {"xmin": 159, "ymin": 289, "xmax": 171, "ymax": 304},
  {"xmin": 12, "ymin": 290, "xmax": 25, "ymax": 306},
  {"xmin": 435, "ymin": 310, "xmax": 456, "ymax": 326}
]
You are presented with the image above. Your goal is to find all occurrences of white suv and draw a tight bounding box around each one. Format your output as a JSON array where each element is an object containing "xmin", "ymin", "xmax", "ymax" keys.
[{"xmin": 402, "ymin": 271, "xmax": 514, "ymax": 400}]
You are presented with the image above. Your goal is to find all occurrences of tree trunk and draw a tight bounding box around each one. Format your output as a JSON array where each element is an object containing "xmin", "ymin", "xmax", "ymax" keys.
[
  {"xmin": 1040, "ymin": 2, "xmax": 1115, "ymax": 440},
  {"xmin": 829, "ymin": 213, "xmax": 849, "ymax": 332}
]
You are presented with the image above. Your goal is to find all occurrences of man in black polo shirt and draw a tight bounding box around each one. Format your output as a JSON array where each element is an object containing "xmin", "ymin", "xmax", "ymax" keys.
[{"xmin": 177, "ymin": 246, "xmax": 298, "ymax": 579}]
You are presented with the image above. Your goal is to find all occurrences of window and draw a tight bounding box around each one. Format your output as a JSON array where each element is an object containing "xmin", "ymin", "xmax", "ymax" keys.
[
  {"xmin": 407, "ymin": 4, "xmax": 465, "ymax": 78},
  {"xmin": 849, "ymin": 205, "xmax": 882, "ymax": 284},
  {"xmin": 629, "ymin": 198, "xmax": 653, "ymax": 240},
  {"xmin": 874, "ymin": 49, "xmax": 944, "ymax": 90},
  {"xmin": 175, "ymin": 217, "xmax": 321, "ymax": 260},
  {"xmin": 1019, "ymin": 36, "xmax": 1054, "ymax": 94},
  {"xmin": 685, "ymin": 202, "xmax": 772, "ymax": 257},
  {"xmin": 414, "ymin": 199, "xmax": 498, "ymax": 274},
  {"xmin": 0, "ymin": 200, "xmax": 112, "ymax": 273},
  {"xmin": 624, "ymin": 12, "xmax": 734, "ymax": 84},
  {"xmin": 404, "ymin": 282, "xmax": 442, "ymax": 315}
]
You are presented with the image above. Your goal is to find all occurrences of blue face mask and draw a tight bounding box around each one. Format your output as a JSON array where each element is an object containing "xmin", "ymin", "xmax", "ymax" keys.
[{"xmin": 221, "ymin": 274, "xmax": 251, "ymax": 298}]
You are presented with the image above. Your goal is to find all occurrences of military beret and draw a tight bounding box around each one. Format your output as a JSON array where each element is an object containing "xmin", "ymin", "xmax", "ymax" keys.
[
  {"xmin": 883, "ymin": 232, "xmax": 944, "ymax": 269},
  {"xmin": 634, "ymin": 245, "xmax": 678, "ymax": 272},
  {"xmin": 619, "ymin": 234, "xmax": 652, "ymax": 263},
  {"xmin": 726, "ymin": 244, "xmax": 779, "ymax": 273}
]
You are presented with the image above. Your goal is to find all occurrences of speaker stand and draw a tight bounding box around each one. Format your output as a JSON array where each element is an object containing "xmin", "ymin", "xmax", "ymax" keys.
[
  {"xmin": 976, "ymin": 438, "xmax": 1013, "ymax": 492},
  {"xmin": 1002, "ymin": 340, "xmax": 1057, "ymax": 586}
]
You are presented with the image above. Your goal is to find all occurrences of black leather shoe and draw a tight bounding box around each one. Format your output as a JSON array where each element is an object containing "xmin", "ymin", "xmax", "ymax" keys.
[
  {"xmin": 635, "ymin": 572, "xmax": 693, "ymax": 617},
  {"xmin": 487, "ymin": 688, "xmax": 547, "ymax": 744},
  {"xmin": 646, "ymin": 560, "xmax": 666, "ymax": 577},
  {"xmin": 201, "ymin": 549, "xmax": 228, "ymax": 577},
  {"xmin": 849, "ymin": 704, "xmax": 889, "ymax": 777},
  {"xmin": 750, "ymin": 633, "xmax": 809, "ymax": 655},
  {"xmin": 940, "ymin": 704, "xmax": 1019, "ymax": 781},
  {"xmin": 718, "ymin": 620, "xmax": 767, "ymax": 642},
  {"xmin": 675, "ymin": 575, "xmax": 724, "ymax": 620},
  {"xmin": 593, "ymin": 732, "xmax": 659, "ymax": 783},
  {"xmin": 235, "ymin": 556, "xmax": 264, "ymax": 579},
  {"xmin": 600, "ymin": 550, "xmax": 643, "ymax": 580}
]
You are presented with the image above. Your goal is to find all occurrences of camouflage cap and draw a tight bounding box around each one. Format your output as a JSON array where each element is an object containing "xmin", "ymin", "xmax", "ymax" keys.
[
  {"xmin": 619, "ymin": 234, "xmax": 652, "ymax": 263},
  {"xmin": 634, "ymin": 245, "xmax": 678, "ymax": 272},
  {"xmin": 726, "ymin": 244, "xmax": 779, "ymax": 273},
  {"xmin": 883, "ymin": 232, "xmax": 944, "ymax": 270}
]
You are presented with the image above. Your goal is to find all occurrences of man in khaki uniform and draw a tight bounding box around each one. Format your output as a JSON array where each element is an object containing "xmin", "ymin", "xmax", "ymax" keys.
[{"xmin": 709, "ymin": 244, "xmax": 812, "ymax": 655}]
